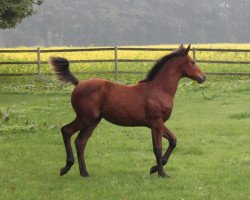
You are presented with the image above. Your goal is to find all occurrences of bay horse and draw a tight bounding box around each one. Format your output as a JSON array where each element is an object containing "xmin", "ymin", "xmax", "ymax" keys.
[{"xmin": 50, "ymin": 44, "xmax": 206, "ymax": 178}]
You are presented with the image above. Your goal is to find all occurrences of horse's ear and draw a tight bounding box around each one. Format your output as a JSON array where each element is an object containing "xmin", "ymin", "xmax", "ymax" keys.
[
  {"xmin": 179, "ymin": 44, "xmax": 184, "ymax": 49},
  {"xmin": 185, "ymin": 44, "xmax": 191, "ymax": 55}
]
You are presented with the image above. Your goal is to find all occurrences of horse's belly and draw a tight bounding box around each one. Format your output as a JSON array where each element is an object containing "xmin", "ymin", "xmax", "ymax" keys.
[
  {"xmin": 102, "ymin": 103, "xmax": 147, "ymax": 127},
  {"xmin": 102, "ymin": 113, "xmax": 146, "ymax": 127}
]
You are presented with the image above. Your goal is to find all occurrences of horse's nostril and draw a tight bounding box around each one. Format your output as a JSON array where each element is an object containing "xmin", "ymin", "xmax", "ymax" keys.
[
  {"xmin": 197, "ymin": 75, "xmax": 206, "ymax": 84},
  {"xmin": 198, "ymin": 79, "xmax": 204, "ymax": 84}
]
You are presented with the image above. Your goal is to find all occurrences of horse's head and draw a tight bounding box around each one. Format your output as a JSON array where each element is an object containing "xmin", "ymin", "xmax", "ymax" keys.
[{"xmin": 178, "ymin": 44, "xmax": 206, "ymax": 84}]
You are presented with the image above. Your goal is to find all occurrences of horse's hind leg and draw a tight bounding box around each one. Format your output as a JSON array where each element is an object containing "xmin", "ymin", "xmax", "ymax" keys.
[
  {"xmin": 60, "ymin": 118, "xmax": 81, "ymax": 176},
  {"xmin": 75, "ymin": 121, "xmax": 100, "ymax": 177}
]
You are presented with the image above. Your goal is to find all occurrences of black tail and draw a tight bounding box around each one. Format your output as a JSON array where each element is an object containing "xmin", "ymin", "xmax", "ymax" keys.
[{"xmin": 49, "ymin": 57, "xmax": 79, "ymax": 86}]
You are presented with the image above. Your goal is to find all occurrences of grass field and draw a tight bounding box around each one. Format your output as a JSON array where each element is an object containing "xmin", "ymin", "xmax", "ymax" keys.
[
  {"xmin": 0, "ymin": 44, "xmax": 250, "ymax": 199},
  {"xmin": 0, "ymin": 72, "xmax": 249, "ymax": 199}
]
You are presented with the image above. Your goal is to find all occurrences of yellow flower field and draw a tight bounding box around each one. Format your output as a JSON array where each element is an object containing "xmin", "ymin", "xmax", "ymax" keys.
[{"xmin": 0, "ymin": 44, "xmax": 250, "ymax": 75}]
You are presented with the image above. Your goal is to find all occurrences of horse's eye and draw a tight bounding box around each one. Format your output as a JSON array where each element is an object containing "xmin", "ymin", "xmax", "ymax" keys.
[{"xmin": 191, "ymin": 61, "xmax": 195, "ymax": 66}]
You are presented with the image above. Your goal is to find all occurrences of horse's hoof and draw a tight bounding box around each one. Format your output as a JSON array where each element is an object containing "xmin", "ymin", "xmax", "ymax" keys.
[
  {"xmin": 158, "ymin": 171, "xmax": 170, "ymax": 178},
  {"xmin": 60, "ymin": 167, "xmax": 70, "ymax": 176},
  {"xmin": 150, "ymin": 166, "xmax": 158, "ymax": 174},
  {"xmin": 80, "ymin": 171, "xmax": 89, "ymax": 177}
]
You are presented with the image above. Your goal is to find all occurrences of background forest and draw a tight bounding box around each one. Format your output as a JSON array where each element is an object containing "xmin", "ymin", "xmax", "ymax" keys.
[{"xmin": 0, "ymin": 0, "xmax": 250, "ymax": 47}]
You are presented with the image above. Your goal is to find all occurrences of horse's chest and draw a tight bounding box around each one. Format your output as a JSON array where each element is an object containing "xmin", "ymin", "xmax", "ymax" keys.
[
  {"xmin": 145, "ymin": 97, "xmax": 173, "ymax": 121},
  {"xmin": 162, "ymin": 106, "xmax": 173, "ymax": 121}
]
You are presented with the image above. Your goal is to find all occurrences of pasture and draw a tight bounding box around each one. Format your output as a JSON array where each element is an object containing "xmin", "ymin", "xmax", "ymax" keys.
[{"xmin": 0, "ymin": 45, "xmax": 250, "ymax": 199}]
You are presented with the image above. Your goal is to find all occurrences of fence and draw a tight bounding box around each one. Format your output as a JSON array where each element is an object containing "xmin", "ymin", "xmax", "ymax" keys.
[{"xmin": 0, "ymin": 47, "xmax": 250, "ymax": 80}]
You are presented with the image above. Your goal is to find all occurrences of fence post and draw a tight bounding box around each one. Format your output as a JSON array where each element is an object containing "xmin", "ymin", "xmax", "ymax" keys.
[
  {"xmin": 37, "ymin": 47, "xmax": 41, "ymax": 80},
  {"xmin": 192, "ymin": 47, "xmax": 196, "ymax": 61},
  {"xmin": 114, "ymin": 46, "xmax": 118, "ymax": 81}
]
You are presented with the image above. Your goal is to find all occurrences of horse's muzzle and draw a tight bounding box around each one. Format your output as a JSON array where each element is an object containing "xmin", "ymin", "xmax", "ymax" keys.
[{"xmin": 195, "ymin": 74, "xmax": 206, "ymax": 84}]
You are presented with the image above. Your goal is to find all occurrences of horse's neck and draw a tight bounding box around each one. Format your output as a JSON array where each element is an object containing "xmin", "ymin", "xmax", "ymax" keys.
[{"xmin": 151, "ymin": 64, "xmax": 181, "ymax": 97}]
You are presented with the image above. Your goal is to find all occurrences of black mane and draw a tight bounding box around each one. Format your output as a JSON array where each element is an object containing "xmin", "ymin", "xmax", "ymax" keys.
[{"xmin": 139, "ymin": 48, "xmax": 185, "ymax": 83}]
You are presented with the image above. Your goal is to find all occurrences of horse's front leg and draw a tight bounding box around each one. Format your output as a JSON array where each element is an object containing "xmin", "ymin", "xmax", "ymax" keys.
[
  {"xmin": 151, "ymin": 121, "xmax": 167, "ymax": 177},
  {"xmin": 150, "ymin": 126, "xmax": 176, "ymax": 175}
]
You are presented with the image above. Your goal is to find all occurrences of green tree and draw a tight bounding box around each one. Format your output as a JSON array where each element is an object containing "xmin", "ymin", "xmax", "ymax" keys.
[{"xmin": 0, "ymin": 0, "xmax": 43, "ymax": 29}]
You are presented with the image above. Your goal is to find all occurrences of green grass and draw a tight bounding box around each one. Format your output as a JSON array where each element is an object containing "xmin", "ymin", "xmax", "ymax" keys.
[{"xmin": 0, "ymin": 74, "xmax": 250, "ymax": 200}]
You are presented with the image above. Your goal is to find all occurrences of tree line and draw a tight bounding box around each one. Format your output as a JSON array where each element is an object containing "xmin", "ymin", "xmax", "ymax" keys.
[{"xmin": 0, "ymin": 0, "xmax": 249, "ymax": 47}]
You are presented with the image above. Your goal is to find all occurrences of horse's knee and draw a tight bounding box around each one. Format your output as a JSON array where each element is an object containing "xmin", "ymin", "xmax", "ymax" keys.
[
  {"xmin": 61, "ymin": 125, "xmax": 75, "ymax": 138},
  {"xmin": 171, "ymin": 137, "xmax": 177, "ymax": 148},
  {"xmin": 61, "ymin": 126, "xmax": 67, "ymax": 135}
]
